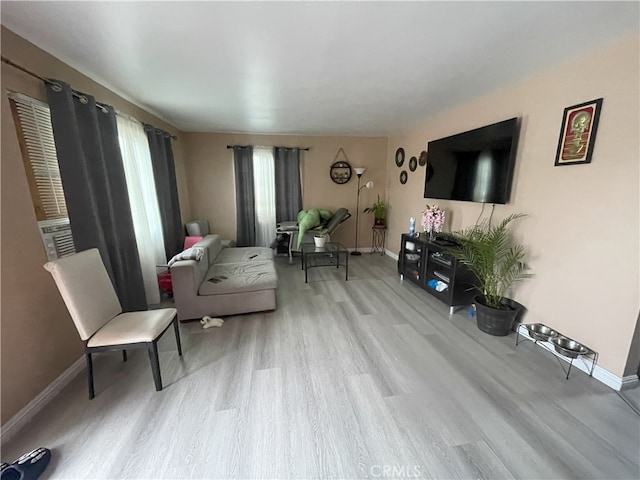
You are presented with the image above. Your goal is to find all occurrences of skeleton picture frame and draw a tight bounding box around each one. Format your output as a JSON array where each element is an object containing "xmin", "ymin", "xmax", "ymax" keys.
[{"xmin": 554, "ymin": 98, "xmax": 603, "ymax": 166}]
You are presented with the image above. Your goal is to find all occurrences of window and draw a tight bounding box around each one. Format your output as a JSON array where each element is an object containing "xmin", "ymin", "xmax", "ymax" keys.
[{"xmin": 8, "ymin": 92, "xmax": 75, "ymax": 259}]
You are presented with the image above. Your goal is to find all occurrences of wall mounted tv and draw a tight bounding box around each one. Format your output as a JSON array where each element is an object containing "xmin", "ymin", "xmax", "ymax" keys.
[{"xmin": 424, "ymin": 117, "xmax": 520, "ymax": 204}]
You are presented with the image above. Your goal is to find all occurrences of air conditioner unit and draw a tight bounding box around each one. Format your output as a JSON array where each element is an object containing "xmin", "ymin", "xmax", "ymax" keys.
[{"xmin": 38, "ymin": 218, "xmax": 76, "ymax": 261}]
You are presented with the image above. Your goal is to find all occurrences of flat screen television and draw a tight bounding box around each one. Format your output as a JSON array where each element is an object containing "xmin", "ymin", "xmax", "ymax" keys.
[{"xmin": 424, "ymin": 117, "xmax": 520, "ymax": 204}]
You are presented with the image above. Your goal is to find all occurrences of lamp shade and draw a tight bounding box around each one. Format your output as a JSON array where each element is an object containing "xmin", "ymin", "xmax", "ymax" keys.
[
  {"xmin": 365, "ymin": 181, "xmax": 374, "ymax": 189},
  {"xmin": 354, "ymin": 167, "xmax": 366, "ymax": 176}
]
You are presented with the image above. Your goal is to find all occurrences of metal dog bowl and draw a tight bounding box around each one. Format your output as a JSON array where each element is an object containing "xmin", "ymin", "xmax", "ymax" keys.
[
  {"xmin": 525, "ymin": 323, "xmax": 557, "ymax": 342},
  {"xmin": 550, "ymin": 336, "xmax": 589, "ymax": 358}
]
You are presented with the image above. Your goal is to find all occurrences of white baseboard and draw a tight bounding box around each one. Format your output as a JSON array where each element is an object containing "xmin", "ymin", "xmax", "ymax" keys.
[
  {"xmin": 516, "ymin": 328, "xmax": 633, "ymax": 391},
  {"xmin": 385, "ymin": 249, "xmax": 398, "ymax": 260},
  {"xmin": 1, "ymin": 356, "xmax": 85, "ymax": 445}
]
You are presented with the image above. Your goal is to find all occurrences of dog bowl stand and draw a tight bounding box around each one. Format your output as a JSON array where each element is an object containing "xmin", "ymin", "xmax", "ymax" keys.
[{"xmin": 516, "ymin": 323, "xmax": 598, "ymax": 379}]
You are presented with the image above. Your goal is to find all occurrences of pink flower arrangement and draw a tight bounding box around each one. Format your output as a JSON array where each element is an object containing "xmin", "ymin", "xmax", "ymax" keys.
[{"xmin": 421, "ymin": 205, "xmax": 445, "ymax": 233}]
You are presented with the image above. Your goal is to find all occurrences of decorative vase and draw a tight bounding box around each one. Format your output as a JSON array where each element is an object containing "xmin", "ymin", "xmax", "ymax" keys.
[
  {"xmin": 314, "ymin": 236, "xmax": 326, "ymax": 248},
  {"xmin": 429, "ymin": 230, "xmax": 437, "ymax": 241}
]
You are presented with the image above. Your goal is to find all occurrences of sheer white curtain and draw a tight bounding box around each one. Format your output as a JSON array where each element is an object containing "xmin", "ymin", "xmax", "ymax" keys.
[
  {"xmin": 252, "ymin": 147, "xmax": 276, "ymax": 247},
  {"xmin": 116, "ymin": 114, "xmax": 167, "ymax": 305}
]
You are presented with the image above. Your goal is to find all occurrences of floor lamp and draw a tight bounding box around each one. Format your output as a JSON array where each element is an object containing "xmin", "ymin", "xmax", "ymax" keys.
[{"xmin": 351, "ymin": 167, "xmax": 374, "ymax": 256}]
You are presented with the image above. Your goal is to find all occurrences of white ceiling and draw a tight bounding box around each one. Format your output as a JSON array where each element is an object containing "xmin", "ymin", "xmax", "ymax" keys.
[{"xmin": 2, "ymin": 1, "xmax": 638, "ymax": 136}]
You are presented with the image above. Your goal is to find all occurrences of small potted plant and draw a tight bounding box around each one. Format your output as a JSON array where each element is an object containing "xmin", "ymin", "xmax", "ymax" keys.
[
  {"xmin": 445, "ymin": 213, "xmax": 531, "ymax": 336},
  {"xmin": 313, "ymin": 228, "xmax": 328, "ymax": 248},
  {"xmin": 363, "ymin": 195, "xmax": 386, "ymax": 226}
]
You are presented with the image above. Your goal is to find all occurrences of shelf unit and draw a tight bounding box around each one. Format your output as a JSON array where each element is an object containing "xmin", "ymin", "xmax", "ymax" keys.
[{"xmin": 398, "ymin": 233, "xmax": 478, "ymax": 314}]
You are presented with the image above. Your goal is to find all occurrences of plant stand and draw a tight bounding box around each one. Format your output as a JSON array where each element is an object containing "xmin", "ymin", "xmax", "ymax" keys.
[
  {"xmin": 371, "ymin": 226, "xmax": 386, "ymax": 255},
  {"xmin": 515, "ymin": 323, "xmax": 598, "ymax": 379}
]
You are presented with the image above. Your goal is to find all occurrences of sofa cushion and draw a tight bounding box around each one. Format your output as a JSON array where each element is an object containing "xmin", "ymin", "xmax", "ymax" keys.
[
  {"xmin": 193, "ymin": 235, "xmax": 223, "ymax": 266},
  {"xmin": 215, "ymin": 247, "xmax": 273, "ymax": 264},
  {"xmin": 199, "ymin": 261, "xmax": 278, "ymax": 296}
]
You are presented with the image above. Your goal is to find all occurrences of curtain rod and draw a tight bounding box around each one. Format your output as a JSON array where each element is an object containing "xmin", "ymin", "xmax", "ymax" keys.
[
  {"xmin": 2, "ymin": 55, "xmax": 51, "ymax": 85},
  {"xmin": 2, "ymin": 55, "xmax": 111, "ymax": 112},
  {"xmin": 2, "ymin": 55, "xmax": 177, "ymax": 141},
  {"xmin": 226, "ymin": 145, "xmax": 309, "ymax": 151},
  {"xmin": 116, "ymin": 110, "xmax": 178, "ymax": 140}
]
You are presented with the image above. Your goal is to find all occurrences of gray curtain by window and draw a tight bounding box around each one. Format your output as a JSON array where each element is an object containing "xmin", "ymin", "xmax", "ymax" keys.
[
  {"xmin": 274, "ymin": 147, "xmax": 303, "ymax": 223},
  {"xmin": 233, "ymin": 146, "xmax": 255, "ymax": 247},
  {"xmin": 45, "ymin": 80, "xmax": 147, "ymax": 312},
  {"xmin": 144, "ymin": 124, "xmax": 184, "ymax": 260}
]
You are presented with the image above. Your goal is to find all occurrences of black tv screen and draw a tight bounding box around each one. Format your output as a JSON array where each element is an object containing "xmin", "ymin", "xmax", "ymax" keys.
[{"xmin": 424, "ymin": 118, "xmax": 520, "ymax": 204}]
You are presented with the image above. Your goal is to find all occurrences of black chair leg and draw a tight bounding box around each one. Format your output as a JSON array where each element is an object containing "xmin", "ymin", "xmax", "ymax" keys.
[
  {"xmin": 148, "ymin": 343, "xmax": 162, "ymax": 391},
  {"xmin": 85, "ymin": 351, "xmax": 95, "ymax": 399},
  {"xmin": 122, "ymin": 350, "xmax": 127, "ymax": 362},
  {"xmin": 173, "ymin": 317, "xmax": 183, "ymax": 356}
]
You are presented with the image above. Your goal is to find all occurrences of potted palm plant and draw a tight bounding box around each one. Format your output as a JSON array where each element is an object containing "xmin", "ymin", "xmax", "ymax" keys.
[
  {"xmin": 363, "ymin": 195, "xmax": 386, "ymax": 226},
  {"xmin": 445, "ymin": 213, "xmax": 531, "ymax": 336}
]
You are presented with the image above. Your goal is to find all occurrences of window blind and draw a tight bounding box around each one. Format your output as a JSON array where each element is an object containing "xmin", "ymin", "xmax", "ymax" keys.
[{"xmin": 8, "ymin": 92, "xmax": 68, "ymax": 220}]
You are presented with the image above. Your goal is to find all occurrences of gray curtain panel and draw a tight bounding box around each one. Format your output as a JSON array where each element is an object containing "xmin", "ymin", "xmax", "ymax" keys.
[
  {"xmin": 274, "ymin": 147, "xmax": 302, "ymax": 223},
  {"xmin": 45, "ymin": 80, "xmax": 147, "ymax": 312},
  {"xmin": 144, "ymin": 124, "xmax": 184, "ymax": 260},
  {"xmin": 233, "ymin": 146, "xmax": 255, "ymax": 247}
]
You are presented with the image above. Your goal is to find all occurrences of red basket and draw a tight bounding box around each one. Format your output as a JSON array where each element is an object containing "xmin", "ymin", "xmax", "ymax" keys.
[{"xmin": 157, "ymin": 270, "xmax": 173, "ymax": 295}]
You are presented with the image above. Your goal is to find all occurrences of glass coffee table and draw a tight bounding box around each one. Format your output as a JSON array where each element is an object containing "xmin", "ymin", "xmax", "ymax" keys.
[{"xmin": 301, "ymin": 242, "xmax": 348, "ymax": 283}]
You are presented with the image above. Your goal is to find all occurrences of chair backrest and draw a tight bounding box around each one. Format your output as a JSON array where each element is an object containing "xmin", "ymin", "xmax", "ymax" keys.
[
  {"xmin": 185, "ymin": 219, "xmax": 210, "ymax": 237},
  {"xmin": 44, "ymin": 248, "xmax": 122, "ymax": 340},
  {"xmin": 325, "ymin": 208, "xmax": 351, "ymax": 234}
]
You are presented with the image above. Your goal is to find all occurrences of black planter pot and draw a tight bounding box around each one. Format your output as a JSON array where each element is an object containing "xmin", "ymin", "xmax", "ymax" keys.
[{"xmin": 474, "ymin": 296, "xmax": 525, "ymax": 336}]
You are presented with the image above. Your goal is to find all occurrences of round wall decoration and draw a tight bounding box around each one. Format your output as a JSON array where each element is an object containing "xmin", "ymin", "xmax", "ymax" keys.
[
  {"xmin": 409, "ymin": 156, "xmax": 417, "ymax": 172},
  {"xmin": 400, "ymin": 170, "xmax": 408, "ymax": 184},
  {"xmin": 395, "ymin": 148, "xmax": 405, "ymax": 167},
  {"xmin": 330, "ymin": 161, "xmax": 352, "ymax": 184},
  {"xmin": 419, "ymin": 150, "xmax": 427, "ymax": 166}
]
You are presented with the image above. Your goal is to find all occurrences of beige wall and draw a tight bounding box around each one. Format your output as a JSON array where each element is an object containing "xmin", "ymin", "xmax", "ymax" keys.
[
  {"xmin": 386, "ymin": 35, "xmax": 640, "ymax": 377},
  {"xmin": 0, "ymin": 27, "xmax": 189, "ymax": 424},
  {"xmin": 184, "ymin": 133, "xmax": 387, "ymax": 249}
]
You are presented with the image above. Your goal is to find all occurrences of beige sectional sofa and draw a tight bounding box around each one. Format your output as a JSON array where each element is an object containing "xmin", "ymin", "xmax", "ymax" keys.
[{"xmin": 170, "ymin": 235, "xmax": 278, "ymax": 321}]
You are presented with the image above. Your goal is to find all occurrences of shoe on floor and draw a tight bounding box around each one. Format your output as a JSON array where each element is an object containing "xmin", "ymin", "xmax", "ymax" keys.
[
  {"xmin": 1, "ymin": 448, "xmax": 51, "ymax": 480},
  {"xmin": 1, "ymin": 461, "xmax": 21, "ymax": 480}
]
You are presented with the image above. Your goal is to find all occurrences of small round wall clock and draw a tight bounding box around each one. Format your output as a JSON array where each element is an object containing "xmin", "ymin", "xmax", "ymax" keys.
[
  {"xmin": 395, "ymin": 147, "xmax": 405, "ymax": 167},
  {"xmin": 409, "ymin": 156, "xmax": 417, "ymax": 172},
  {"xmin": 400, "ymin": 170, "xmax": 408, "ymax": 184},
  {"xmin": 419, "ymin": 150, "xmax": 427, "ymax": 166}
]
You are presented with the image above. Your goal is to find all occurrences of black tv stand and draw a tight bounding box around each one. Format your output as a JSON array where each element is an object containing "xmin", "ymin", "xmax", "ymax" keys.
[{"xmin": 397, "ymin": 233, "xmax": 477, "ymax": 314}]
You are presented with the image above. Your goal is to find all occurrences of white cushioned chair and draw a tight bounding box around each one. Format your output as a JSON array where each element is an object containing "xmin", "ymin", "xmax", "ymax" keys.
[{"xmin": 44, "ymin": 248, "xmax": 182, "ymax": 399}]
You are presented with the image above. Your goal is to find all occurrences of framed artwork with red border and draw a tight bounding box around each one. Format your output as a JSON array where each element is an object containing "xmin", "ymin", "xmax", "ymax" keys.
[{"xmin": 554, "ymin": 98, "xmax": 603, "ymax": 166}]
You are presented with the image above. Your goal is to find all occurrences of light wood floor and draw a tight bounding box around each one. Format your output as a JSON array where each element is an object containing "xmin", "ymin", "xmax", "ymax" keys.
[{"xmin": 3, "ymin": 254, "xmax": 639, "ymax": 479}]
